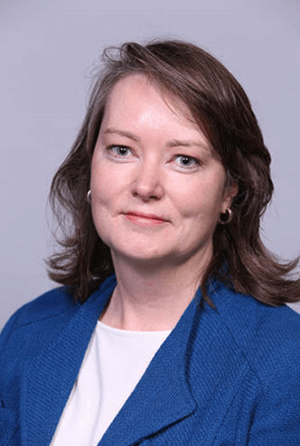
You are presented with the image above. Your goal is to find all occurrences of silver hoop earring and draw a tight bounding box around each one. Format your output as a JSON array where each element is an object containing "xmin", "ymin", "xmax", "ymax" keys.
[
  {"xmin": 87, "ymin": 190, "xmax": 91, "ymax": 204},
  {"xmin": 218, "ymin": 208, "xmax": 233, "ymax": 225}
]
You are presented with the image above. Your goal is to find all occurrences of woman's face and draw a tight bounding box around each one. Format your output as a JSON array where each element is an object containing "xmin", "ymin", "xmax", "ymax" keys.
[{"xmin": 91, "ymin": 75, "xmax": 233, "ymax": 269}]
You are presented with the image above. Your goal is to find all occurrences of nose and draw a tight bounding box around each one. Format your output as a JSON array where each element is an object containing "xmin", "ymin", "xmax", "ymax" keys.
[{"xmin": 131, "ymin": 158, "xmax": 164, "ymax": 202}]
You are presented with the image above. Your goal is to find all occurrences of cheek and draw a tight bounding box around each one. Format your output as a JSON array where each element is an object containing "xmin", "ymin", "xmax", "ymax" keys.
[
  {"xmin": 90, "ymin": 170, "xmax": 114, "ymax": 245},
  {"xmin": 90, "ymin": 161, "xmax": 116, "ymax": 205},
  {"xmin": 172, "ymin": 178, "xmax": 225, "ymax": 222}
]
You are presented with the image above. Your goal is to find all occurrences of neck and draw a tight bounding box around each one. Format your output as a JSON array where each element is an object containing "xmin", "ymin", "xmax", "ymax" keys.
[{"xmin": 100, "ymin": 247, "xmax": 212, "ymax": 331}]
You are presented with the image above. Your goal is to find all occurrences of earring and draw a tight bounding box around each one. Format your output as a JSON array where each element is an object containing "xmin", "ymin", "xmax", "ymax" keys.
[
  {"xmin": 218, "ymin": 208, "xmax": 233, "ymax": 225},
  {"xmin": 87, "ymin": 190, "xmax": 91, "ymax": 204}
]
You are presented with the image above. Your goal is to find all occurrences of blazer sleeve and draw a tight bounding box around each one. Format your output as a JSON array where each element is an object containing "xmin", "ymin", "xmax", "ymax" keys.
[
  {"xmin": 0, "ymin": 311, "xmax": 21, "ymax": 445},
  {"xmin": 248, "ymin": 354, "xmax": 300, "ymax": 444}
]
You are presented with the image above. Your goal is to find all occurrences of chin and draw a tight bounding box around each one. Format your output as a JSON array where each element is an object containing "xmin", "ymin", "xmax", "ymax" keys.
[{"xmin": 110, "ymin": 244, "xmax": 173, "ymax": 264}]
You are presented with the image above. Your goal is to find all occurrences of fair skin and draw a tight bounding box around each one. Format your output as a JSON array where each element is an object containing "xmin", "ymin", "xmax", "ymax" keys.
[{"xmin": 90, "ymin": 75, "xmax": 236, "ymax": 331}]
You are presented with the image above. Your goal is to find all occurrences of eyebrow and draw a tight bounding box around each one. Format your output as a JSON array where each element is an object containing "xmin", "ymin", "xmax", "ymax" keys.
[
  {"xmin": 103, "ymin": 128, "xmax": 210, "ymax": 152},
  {"xmin": 166, "ymin": 139, "xmax": 210, "ymax": 151},
  {"xmin": 104, "ymin": 128, "xmax": 140, "ymax": 142}
]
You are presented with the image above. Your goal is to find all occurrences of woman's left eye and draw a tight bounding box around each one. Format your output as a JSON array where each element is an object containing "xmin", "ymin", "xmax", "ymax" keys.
[{"xmin": 174, "ymin": 155, "xmax": 200, "ymax": 169}]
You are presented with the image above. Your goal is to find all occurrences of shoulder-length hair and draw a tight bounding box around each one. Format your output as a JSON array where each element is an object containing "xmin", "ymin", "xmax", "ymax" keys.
[{"xmin": 47, "ymin": 39, "xmax": 300, "ymax": 306}]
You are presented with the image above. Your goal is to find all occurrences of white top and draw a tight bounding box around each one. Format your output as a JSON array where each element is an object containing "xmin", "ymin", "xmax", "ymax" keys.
[{"xmin": 51, "ymin": 321, "xmax": 171, "ymax": 445}]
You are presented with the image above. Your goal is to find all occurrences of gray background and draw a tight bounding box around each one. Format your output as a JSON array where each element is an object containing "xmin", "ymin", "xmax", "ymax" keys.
[{"xmin": 1, "ymin": 0, "xmax": 299, "ymax": 329}]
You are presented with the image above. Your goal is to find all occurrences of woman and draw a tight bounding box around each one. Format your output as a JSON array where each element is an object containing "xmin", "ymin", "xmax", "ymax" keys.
[{"xmin": 1, "ymin": 40, "xmax": 300, "ymax": 445}]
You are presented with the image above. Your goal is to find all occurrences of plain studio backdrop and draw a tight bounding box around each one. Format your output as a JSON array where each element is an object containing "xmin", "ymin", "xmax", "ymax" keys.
[{"xmin": 0, "ymin": 0, "xmax": 299, "ymax": 329}]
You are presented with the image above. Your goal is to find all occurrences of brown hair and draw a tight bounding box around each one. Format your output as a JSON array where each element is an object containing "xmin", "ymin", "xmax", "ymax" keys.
[{"xmin": 47, "ymin": 39, "xmax": 300, "ymax": 305}]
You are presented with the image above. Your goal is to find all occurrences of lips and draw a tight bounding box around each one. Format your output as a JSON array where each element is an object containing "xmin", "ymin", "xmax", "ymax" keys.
[{"xmin": 123, "ymin": 211, "xmax": 169, "ymax": 227}]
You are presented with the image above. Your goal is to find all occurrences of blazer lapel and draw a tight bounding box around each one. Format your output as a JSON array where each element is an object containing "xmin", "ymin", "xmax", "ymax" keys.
[
  {"xmin": 20, "ymin": 276, "xmax": 116, "ymax": 446},
  {"xmin": 181, "ymin": 291, "xmax": 251, "ymax": 445},
  {"xmin": 98, "ymin": 282, "xmax": 250, "ymax": 446},
  {"xmin": 98, "ymin": 293, "xmax": 201, "ymax": 446}
]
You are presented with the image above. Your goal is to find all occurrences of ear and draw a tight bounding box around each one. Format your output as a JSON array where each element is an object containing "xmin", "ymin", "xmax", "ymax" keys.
[{"xmin": 222, "ymin": 183, "xmax": 238, "ymax": 213}]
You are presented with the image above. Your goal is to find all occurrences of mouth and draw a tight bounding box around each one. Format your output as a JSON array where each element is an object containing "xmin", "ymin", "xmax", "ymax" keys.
[{"xmin": 123, "ymin": 212, "xmax": 169, "ymax": 227}]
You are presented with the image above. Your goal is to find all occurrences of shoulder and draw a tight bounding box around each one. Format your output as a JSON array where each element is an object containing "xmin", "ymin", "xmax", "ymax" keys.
[
  {"xmin": 0, "ymin": 287, "xmax": 78, "ymax": 354},
  {"xmin": 0, "ymin": 276, "xmax": 116, "ymax": 354},
  {"xmin": 210, "ymin": 284, "xmax": 300, "ymax": 385},
  {"xmin": 3, "ymin": 286, "xmax": 76, "ymax": 328},
  {"xmin": 204, "ymin": 285, "xmax": 300, "ymax": 441}
]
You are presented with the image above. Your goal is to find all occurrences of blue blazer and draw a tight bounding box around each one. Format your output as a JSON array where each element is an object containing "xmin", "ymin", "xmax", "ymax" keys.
[{"xmin": 1, "ymin": 275, "xmax": 300, "ymax": 445}]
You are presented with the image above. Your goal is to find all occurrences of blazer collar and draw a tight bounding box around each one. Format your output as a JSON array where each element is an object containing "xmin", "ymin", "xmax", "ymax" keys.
[
  {"xmin": 98, "ymin": 281, "xmax": 250, "ymax": 445},
  {"xmin": 98, "ymin": 290, "xmax": 201, "ymax": 446}
]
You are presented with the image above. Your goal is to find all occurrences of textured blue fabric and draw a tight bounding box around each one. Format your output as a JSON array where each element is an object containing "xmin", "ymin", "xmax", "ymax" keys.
[{"xmin": 1, "ymin": 275, "xmax": 300, "ymax": 445}]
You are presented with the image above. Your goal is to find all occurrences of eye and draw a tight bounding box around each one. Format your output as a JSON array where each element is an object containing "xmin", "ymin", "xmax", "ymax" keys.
[
  {"xmin": 108, "ymin": 145, "xmax": 131, "ymax": 157},
  {"xmin": 174, "ymin": 155, "xmax": 200, "ymax": 170}
]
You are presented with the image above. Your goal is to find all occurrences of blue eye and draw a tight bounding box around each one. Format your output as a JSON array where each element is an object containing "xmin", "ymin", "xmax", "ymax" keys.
[
  {"xmin": 175, "ymin": 155, "xmax": 199, "ymax": 168},
  {"xmin": 110, "ymin": 145, "xmax": 131, "ymax": 156}
]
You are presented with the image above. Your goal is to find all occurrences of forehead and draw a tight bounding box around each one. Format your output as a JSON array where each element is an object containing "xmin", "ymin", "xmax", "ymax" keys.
[{"xmin": 101, "ymin": 74, "xmax": 204, "ymax": 137}]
